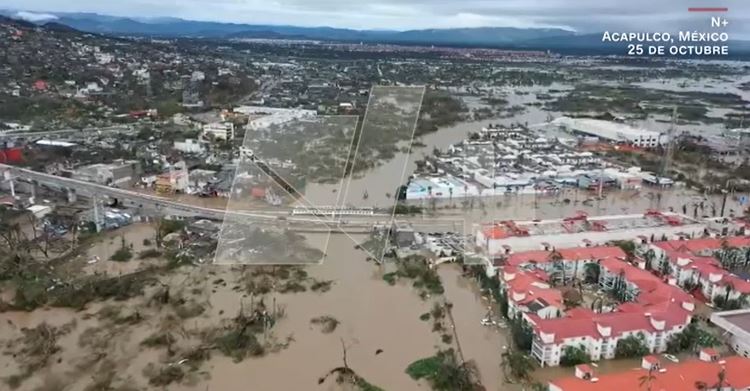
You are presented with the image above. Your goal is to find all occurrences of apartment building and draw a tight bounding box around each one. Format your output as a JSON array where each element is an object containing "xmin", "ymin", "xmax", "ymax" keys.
[
  {"xmin": 504, "ymin": 245, "xmax": 694, "ymax": 367},
  {"xmin": 645, "ymin": 237, "xmax": 750, "ymax": 305}
]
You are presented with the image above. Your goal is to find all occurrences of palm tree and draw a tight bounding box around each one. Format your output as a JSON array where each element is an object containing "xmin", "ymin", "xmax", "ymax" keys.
[
  {"xmin": 712, "ymin": 365, "xmax": 726, "ymax": 390},
  {"xmin": 639, "ymin": 367, "xmax": 656, "ymax": 391},
  {"xmin": 549, "ymin": 250, "xmax": 565, "ymax": 285},
  {"xmin": 613, "ymin": 270, "xmax": 628, "ymax": 302},
  {"xmin": 644, "ymin": 249, "xmax": 656, "ymax": 271},
  {"xmin": 724, "ymin": 282, "xmax": 735, "ymax": 307}
]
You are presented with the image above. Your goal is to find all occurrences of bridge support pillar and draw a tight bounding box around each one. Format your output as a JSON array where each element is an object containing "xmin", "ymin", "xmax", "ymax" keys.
[
  {"xmin": 92, "ymin": 195, "xmax": 104, "ymax": 233},
  {"xmin": 67, "ymin": 188, "xmax": 77, "ymax": 203},
  {"xmin": 30, "ymin": 180, "xmax": 37, "ymax": 204},
  {"xmin": 1, "ymin": 170, "xmax": 14, "ymax": 197}
]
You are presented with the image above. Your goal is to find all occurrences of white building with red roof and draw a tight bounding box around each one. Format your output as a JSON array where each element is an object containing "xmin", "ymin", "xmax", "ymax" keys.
[
  {"xmin": 519, "ymin": 249, "xmax": 694, "ymax": 367},
  {"xmin": 646, "ymin": 237, "xmax": 750, "ymax": 305},
  {"xmin": 502, "ymin": 266, "xmax": 563, "ymax": 320}
]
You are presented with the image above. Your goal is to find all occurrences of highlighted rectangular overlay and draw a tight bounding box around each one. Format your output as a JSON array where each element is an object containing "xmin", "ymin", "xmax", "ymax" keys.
[{"xmin": 214, "ymin": 111, "xmax": 358, "ymax": 265}]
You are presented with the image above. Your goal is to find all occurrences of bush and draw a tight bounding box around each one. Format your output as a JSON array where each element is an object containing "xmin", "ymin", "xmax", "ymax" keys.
[
  {"xmin": 110, "ymin": 247, "xmax": 133, "ymax": 262},
  {"xmin": 215, "ymin": 330, "xmax": 264, "ymax": 362}
]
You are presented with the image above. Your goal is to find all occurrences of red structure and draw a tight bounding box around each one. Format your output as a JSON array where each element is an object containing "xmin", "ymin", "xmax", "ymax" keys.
[{"xmin": 0, "ymin": 147, "xmax": 23, "ymax": 163}]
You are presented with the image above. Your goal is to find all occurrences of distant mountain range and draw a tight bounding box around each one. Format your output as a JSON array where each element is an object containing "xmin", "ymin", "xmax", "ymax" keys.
[
  {"xmin": 1, "ymin": 11, "xmax": 578, "ymax": 46},
  {"xmin": 2, "ymin": 10, "xmax": 749, "ymax": 55}
]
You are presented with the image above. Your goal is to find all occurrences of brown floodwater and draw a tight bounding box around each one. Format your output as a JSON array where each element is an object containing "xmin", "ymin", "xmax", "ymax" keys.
[
  {"xmin": 437, "ymin": 264, "xmax": 511, "ymax": 391},
  {"xmin": 179, "ymin": 233, "xmax": 440, "ymax": 391},
  {"xmin": 81, "ymin": 222, "xmax": 157, "ymax": 275}
]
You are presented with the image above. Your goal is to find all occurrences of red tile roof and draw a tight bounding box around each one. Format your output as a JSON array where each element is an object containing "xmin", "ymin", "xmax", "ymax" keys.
[
  {"xmin": 643, "ymin": 355, "xmax": 659, "ymax": 364},
  {"xmin": 551, "ymin": 356, "xmax": 750, "ymax": 391},
  {"xmin": 482, "ymin": 225, "xmax": 511, "ymax": 239},
  {"xmin": 531, "ymin": 257, "xmax": 693, "ymax": 343},
  {"xmin": 655, "ymin": 236, "xmax": 750, "ymax": 254},
  {"xmin": 505, "ymin": 250, "xmax": 552, "ymax": 266},
  {"xmin": 663, "ymin": 249, "xmax": 750, "ymax": 295},
  {"xmin": 505, "ymin": 246, "xmax": 626, "ymax": 267}
]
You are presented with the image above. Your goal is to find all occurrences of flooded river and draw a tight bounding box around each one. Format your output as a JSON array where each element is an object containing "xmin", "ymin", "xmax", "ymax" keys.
[{"xmin": 189, "ymin": 235, "xmax": 520, "ymax": 391}]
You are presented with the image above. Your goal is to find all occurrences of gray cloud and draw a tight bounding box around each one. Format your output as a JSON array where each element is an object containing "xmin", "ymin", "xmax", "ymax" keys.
[{"xmin": 2, "ymin": 0, "xmax": 747, "ymax": 37}]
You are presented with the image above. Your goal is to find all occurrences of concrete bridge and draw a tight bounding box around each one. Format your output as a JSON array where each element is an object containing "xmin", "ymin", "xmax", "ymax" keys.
[{"xmin": 0, "ymin": 163, "xmax": 467, "ymax": 236}]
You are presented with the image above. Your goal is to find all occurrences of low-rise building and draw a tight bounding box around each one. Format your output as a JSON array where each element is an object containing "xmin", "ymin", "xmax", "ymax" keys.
[
  {"xmin": 71, "ymin": 160, "xmax": 141, "ymax": 187},
  {"xmin": 553, "ymin": 117, "xmax": 664, "ymax": 148},
  {"xmin": 202, "ymin": 122, "xmax": 235, "ymax": 141},
  {"xmin": 173, "ymin": 139, "xmax": 206, "ymax": 154}
]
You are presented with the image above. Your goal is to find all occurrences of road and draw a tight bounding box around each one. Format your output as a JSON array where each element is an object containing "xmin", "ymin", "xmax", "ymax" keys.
[{"xmin": 0, "ymin": 125, "xmax": 133, "ymax": 140}]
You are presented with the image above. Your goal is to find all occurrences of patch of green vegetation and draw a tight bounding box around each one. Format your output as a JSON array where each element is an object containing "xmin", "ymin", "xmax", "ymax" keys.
[
  {"xmin": 615, "ymin": 333, "xmax": 650, "ymax": 358},
  {"xmin": 141, "ymin": 332, "xmax": 176, "ymax": 348},
  {"xmin": 144, "ymin": 364, "xmax": 184, "ymax": 387},
  {"xmin": 406, "ymin": 355, "xmax": 442, "ymax": 380},
  {"xmin": 406, "ymin": 349, "xmax": 481, "ymax": 391},
  {"xmin": 215, "ymin": 330, "xmax": 265, "ymax": 362},
  {"xmin": 560, "ymin": 345, "xmax": 591, "ymax": 367},
  {"xmin": 390, "ymin": 257, "xmax": 444, "ymax": 296},
  {"xmin": 382, "ymin": 272, "xmax": 398, "ymax": 285},
  {"xmin": 393, "ymin": 204, "xmax": 423, "ymax": 215},
  {"xmin": 110, "ymin": 247, "xmax": 133, "ymax": 262},
  {"xmin": 666, "ymin": 322, "xmax": 720, "ymax": 354},
  {"xmin": 416, "ymin": 89, "xmax": 468, "ymax": 136},
  {"xmin": 4, "ymin": 323, "xmax": 67, "ymax": 389},
  {"xmin": 138, "ymin": 249, "xmax": 162, "ymax": 259},
  {"xmin": 310, "ymin": 279, "xmax": 333, "ymax": 292},
  {"xmin": 310, "ymin": 316, "xmax": 340, "ymax": 334}
]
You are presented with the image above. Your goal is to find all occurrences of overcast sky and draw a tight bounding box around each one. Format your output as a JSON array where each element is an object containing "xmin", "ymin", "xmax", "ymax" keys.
[{"xmin": 3, "ymin": 0, "xmax": 747, "ymax": 36}]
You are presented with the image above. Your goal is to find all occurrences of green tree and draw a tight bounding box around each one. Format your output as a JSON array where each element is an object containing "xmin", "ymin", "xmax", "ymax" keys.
[
  {"xmin": 500, "ymin": 348, "xmax": 535, "ymax": 381},
  {"xmin": 406, "ymin": 349, "xmax": 482, "ymax": 391},
  {"xmin": 612, "ymin": 270, "xmax": 629, "ymax": 302},
  {"xmin": 584, "ymin": 262, "xmax": 601, "ymax": 284},
  {"xmin": 665, "ymin": 323, "xmax": 720, "ymax": 354},
  {"xmin": 560, "ymin": 345, "xmax": 591, "ymax": 367},
  {"xmin": 549, "ymin": 250, "xmax": 566, "ymax": 285},
  {"xmin": 615, "ymin": 333, "xmax": 649, "ymax": 359},
  {"xmin": 510, "ymin": 317, "xmax": 534, "ymax": 351}
]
